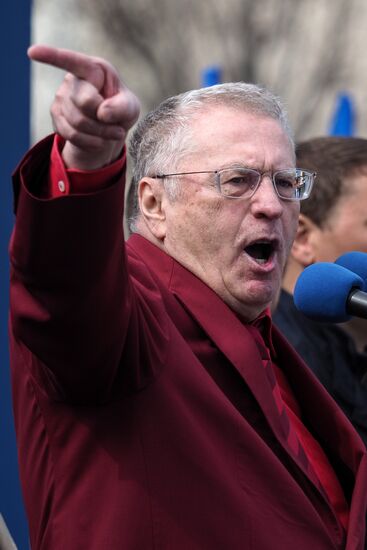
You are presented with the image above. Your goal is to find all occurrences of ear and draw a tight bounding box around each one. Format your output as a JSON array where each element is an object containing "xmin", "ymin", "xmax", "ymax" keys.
[
  {"xmin": 137, "ymin": 177, "xmax": 167, "ymax": 240},
  {"xmin": 290, "ymin": 213, "xmax": 319, "ymax": 267}
]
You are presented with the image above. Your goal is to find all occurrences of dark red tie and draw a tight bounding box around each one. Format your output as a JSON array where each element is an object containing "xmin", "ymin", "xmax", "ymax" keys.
[{"xmin": 252, "ymin": 326, "xmax": 325, "ymax": 495}]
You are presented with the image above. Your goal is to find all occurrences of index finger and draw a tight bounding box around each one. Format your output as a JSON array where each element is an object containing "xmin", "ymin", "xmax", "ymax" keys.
[{"xmin": 28, "ymin": 44, "xmax": 106, "ymax": 90}]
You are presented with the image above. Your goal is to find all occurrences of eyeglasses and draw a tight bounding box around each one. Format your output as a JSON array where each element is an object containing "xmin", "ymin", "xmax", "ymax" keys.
[{"xmin": 155, "ymin": 167, "xmax": 316, "ymax": 201}]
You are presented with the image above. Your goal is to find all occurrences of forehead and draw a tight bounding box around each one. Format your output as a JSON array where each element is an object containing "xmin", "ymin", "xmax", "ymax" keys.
[
  {"xmin": 335, "ymin": 171, "xmax": 367, "ymax": 208},
  {"xmin": 345, "ymin": 169, "xmax": 367, "ymax": 190},
  {"xmin": 182, "ymin": 106, "xmax": 295, "ymax": 170}
]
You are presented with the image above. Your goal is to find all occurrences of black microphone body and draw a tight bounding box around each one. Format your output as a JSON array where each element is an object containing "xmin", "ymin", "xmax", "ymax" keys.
[{"xmin": 348, "ymin": 288, "xmax": 367, "ymax": 319}]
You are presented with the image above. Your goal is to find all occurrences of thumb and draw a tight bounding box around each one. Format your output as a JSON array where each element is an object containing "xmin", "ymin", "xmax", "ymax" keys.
[{"xmin": 97, "ymin": 90, "xmax": 140, "ymax": 130}]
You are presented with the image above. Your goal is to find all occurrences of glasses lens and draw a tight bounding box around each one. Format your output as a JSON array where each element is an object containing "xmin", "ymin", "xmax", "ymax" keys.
[
  {"xmin": 274, "ymin": 169, "xmax": 312, "ymax": 200},
  {"xmin": 218, "ymin": 168, "xmax": 260, "ymax": 198}
]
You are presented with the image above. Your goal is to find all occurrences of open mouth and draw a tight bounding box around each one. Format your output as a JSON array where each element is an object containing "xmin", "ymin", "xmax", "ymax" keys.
[{"xmin": 244, "ymin": 240, "xmax": 275, "ymax": 264}]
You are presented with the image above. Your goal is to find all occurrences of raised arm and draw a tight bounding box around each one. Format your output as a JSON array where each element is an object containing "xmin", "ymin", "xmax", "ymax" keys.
[
  {"xmin": 9, "ymin": 46, "xmax": 143, "ymax": 402},
  {"xmin": 28, "ymin": 44, "xmax": 140, "ymax": 169}
]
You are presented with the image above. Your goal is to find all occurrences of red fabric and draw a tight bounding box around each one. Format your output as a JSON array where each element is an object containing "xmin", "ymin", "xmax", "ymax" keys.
[
  {"xmin": 274, "ymin": 364, "xmax": 350, "ymax": 530},
  {"xmin": 9, "ymin": 135, "xmax": 367, "ymax": 550},
  {"xmin": 249, "ymin": 314, "xmax": 349, "ymax": 531},
  {"xmin": 43, "ymin": 137, "xmax": 354, "ymax": 532},
  {"xmin": 48, "ymin": 134, "xmax": 125, "ymax": 197}
]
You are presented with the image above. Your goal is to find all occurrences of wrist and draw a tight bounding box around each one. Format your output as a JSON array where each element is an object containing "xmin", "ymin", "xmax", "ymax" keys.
[{"xmin": 62, "ymin": 141, "xmax": 124, "ymax": 170}]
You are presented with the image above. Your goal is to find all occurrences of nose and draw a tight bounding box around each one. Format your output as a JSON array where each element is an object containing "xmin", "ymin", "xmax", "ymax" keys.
[{"xmin": 250, "ymin": 175, "xmax": 284, "ymax": 219}]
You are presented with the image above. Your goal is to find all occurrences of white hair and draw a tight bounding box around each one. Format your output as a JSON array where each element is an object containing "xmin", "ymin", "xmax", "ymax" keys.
[{"xmin": 128, "ymin": 82, "xmax": 294, "ymax": 232}]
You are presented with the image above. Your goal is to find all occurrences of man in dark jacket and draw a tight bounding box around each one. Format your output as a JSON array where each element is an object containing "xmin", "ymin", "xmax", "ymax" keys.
[{"xmin": 274, "ymin": 136, "xmax": 367, "ymax": 445}]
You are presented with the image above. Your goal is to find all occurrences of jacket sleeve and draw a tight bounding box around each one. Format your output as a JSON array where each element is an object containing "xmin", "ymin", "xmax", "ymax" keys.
[{"xmin": 9, "ymin": 135, "xmax": 164, "ymax": 404}]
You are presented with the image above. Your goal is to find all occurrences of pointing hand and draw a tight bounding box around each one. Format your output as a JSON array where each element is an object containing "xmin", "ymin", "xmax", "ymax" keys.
[{"xmin": 28, "ymin": 45, "xmax": 140, "ymax": 169}]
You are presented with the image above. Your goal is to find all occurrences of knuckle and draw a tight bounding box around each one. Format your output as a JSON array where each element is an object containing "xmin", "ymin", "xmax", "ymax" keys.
[
  {"xmin": 73, "ymin": 88, "xmax": 100, "ymax": 117},
  {"xmin": 71, "ymin": 111, "xmax": 85, "ymax": 131},
  {"xmin": 67, "ymin": 128, "xmax": 79, "ymax": 144},
  {"xmin": 64, "ymin": 72, "xmax": 74, "ymax": 84},
  {"xmin": 54, "ymin": 89, "xmax": 64, "ymax": 104}
]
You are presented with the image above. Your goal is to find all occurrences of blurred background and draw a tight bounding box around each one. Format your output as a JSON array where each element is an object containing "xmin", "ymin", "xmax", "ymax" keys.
[
  {"xmin": 2, "ymin": 0, "xmax": 367, "ymax": 548},
  {"xmin": 31, "ymin": 0, "xmax": 367, "ymax": 142}
]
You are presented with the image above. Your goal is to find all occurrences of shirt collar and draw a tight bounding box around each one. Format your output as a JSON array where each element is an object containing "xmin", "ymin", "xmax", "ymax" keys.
[{"xmin": 250, "ymin": 307, "xmax": 277, "ymax": 358}]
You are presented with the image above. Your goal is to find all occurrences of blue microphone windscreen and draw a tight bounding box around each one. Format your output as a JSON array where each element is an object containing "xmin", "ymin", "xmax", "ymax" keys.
[
  {"xmin": 293, "ymin": 262, "xmax": 364, "ymax": 322},
  {"xmin": 335, "ymin": 251, "xmax": 367, "ymax": 290}
]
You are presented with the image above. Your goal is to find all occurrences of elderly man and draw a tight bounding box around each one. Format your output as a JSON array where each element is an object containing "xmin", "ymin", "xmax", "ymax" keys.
[{"xmin": 9, "ymin": 45, "xmax": 367, "ymax": 549}]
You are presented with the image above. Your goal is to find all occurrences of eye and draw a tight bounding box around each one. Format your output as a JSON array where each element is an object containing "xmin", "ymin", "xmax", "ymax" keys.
[
  {"xmin": 219, "ymin": 169, "xmax": 260, "ymax": 198},
  {"xmin": 274, "ymin": 170, "xmax": 299, "ymax": 198},
  {"xmin": 275, "ymin": 175, "xmax": 295, "ymax": 189},
  {"xmin": 228, "ymin": 175, "xmax": 251, "ymax": 186}
]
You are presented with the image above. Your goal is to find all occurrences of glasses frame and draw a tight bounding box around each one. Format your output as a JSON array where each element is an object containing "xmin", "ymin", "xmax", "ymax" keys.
[{"xmin": 155, "ymin": 167, "xmax": 316, "ymax": 201}]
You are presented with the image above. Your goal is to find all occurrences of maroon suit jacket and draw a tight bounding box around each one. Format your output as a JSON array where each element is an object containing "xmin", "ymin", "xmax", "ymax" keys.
[{"xmin": 9, "ymin": 137, "xmax": 367, "ymax": 549}]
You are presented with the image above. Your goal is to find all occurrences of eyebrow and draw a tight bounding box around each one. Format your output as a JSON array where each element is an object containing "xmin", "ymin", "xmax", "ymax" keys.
[
  {"xmin": 214, "ymin": 162, "xmax": 255, "ymax": 171},
  {"xmin": 216, "ymin": 162, "xmax": 297, "ymax": 172}
]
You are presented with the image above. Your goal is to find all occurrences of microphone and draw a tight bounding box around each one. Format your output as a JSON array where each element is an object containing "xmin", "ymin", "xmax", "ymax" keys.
[
  {"xmin": 293, "ymin": 262, "xmax": 366, "ymax": 322},
  {"xmin": 335, "ymin": 251, "xmax": 367, "ymax": 290}
]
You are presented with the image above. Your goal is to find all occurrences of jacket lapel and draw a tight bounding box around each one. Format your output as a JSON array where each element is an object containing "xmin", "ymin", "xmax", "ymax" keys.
[
  {"xmin": 128, "ymin": 234, "xmax": 293, "ymax": 444},
  {"xmin": 273, "ymin": 325, "xmax": 366, "ymax": 476},
  {"xmin": 127, "ymin": 235, "xmax": 365, "ymax": 499}
]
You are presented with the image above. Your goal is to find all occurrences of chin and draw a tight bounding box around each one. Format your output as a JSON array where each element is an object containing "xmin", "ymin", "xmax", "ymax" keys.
[{"xmin": 244, "ymin": 280, "xmax": 275, "ymax": 305}]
